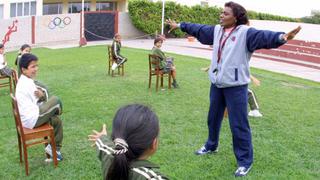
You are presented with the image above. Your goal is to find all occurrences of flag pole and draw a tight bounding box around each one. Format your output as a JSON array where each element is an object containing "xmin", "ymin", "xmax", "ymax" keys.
[{"xmin": 161, "ymin": 0, "xmax": 165, "ymax": 35}]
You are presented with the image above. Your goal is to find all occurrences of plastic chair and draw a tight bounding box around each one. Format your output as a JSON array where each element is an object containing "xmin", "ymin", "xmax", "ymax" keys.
[
  {"xmin": 10, "ymin": 94, "xmax": 58, "ymax": 176},
  {"xmin": 107, "ymin": 45, "xmax": 124, "ymax": 76},
  {"xmin": 148, "ymin": 54, "xmax": 172, "ymax": 91}
]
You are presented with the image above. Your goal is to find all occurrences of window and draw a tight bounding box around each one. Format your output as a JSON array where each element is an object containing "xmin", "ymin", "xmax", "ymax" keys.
[
  {"xmin": 0, "ymin": 4, "xmax": 3, "ymax": 19},
  {"xmin": 201, "ymin": 1, "xmax": 209, "ymax": 7},
  {"xmin": 10, "ymin": 3, "xmax": 16, "ymax": 17},
  {"xmin": 10, "ymin": 1, "xmax": 36, "ymax": 17},
  {"xmin": 24, "ymin": 2, "xmax": 30, "ymax": 16},
  {"xmin": 68, "ymin": 2, "xmax": 90, "ymax": 13},
  {"xmin": 31, "ymin": 1, "xmax": 36, "ymax": 15},
  {"xmin": 43, "ymin": 3, "xmax": 62, "ymax": 15},
  {"xmin": 96, "ymin": 1, "xmax": 117, "ymax": 11},
  {"xmin": 17, "ymin": 3, "xmax": 23, "ymax": 16}
]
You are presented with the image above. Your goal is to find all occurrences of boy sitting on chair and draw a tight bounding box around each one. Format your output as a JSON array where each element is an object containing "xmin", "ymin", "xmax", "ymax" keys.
[
  {"xmin": 15, "ymin": 53, "xmax": 64, "ymax": 161},
  {"xmin": 152, "ymin": 37, "xmax": 179, "ymax": 88},
  {"xmin": 111, "ymin": 34, "xmax": 127, "ymax": 70}
]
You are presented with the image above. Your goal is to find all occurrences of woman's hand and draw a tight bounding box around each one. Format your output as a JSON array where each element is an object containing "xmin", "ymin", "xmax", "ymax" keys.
[
  {"xmin": 165, "ymin": 19, "xmax": 179, "ymax": 33},
  {"xmin": 283, "ymin": 26, "xmax": 302, "ymax": 41},
  {"xmin": 88, "ymin": 124, "xmax": 107, "ymax": 147}
]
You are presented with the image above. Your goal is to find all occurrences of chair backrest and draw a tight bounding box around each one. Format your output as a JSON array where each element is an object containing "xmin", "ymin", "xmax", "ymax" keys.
[
  {"xmin": 10, "ymin": 93, "xmax": 25, "ymax": 135},
  {"xmin": 148, "ymin": 54, "xmax": 161, "ymax": 72}
]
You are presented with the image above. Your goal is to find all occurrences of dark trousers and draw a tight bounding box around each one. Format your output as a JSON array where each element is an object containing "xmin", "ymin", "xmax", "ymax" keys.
[{"xmin": 205, "ymin": 84, "xmax": 253, "ymax": 168}]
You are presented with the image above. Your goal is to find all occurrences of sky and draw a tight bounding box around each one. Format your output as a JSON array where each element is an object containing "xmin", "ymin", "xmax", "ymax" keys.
[{"xmin": 211, "ymin": 0, "xmax": 320, "ymax": 18}]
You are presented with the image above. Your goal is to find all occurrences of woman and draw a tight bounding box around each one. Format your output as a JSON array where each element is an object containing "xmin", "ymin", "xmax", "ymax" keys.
[{"xmin": 166, "ymin": 1, "xmax": 300, "ymax": 177}]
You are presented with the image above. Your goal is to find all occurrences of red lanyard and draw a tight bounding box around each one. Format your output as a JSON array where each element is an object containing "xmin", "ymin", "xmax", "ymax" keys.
[{"xmin": 217, "ymin": 27, "xmax": 236, "ymax": 63}]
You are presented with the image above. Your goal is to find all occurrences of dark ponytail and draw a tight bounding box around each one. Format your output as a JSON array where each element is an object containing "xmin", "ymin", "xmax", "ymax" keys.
[{"xmin": 106, "ymin": 104, "xmax": 159, "ymax": 180}]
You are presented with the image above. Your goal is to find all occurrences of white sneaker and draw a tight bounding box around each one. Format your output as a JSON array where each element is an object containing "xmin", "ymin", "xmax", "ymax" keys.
[
  {"xmin": 111, "ymin": 63, "xmax": 118, "ymax": 70},
  {"xmin": 45, "ymin": 144, "xmax": 63, "ymax": 161},
  {"xmin": 235, "ymin": 165, "xmax": 252, "ymax": 177},
  {"xmin": 248, "ymin": 109, "xmax": 263, "ymax": 117}
]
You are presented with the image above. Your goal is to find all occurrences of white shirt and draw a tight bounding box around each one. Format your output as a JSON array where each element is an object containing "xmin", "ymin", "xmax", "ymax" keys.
[
  {"xmin": 0, "ymin": 54, "xmax": 6, "ymax": 69},
  {"xmin": 15, "ymin": 74, "xmax": 40, "ymax": 128}
]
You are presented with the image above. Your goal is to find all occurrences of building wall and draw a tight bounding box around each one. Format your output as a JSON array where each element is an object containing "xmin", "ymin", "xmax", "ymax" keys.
[
  {"xmin": 118, "ymin": 12, "xmax": 144, "ymax": 38},
  {"xmin": 0, "ymin": 16, "xmax": 32, "ymax": 49},
  {"xmin": 0, "ymin": 0, "xmax": 43, "ymax": 19},
  {"xmin": 36, "ymin": 13, "xmax": 80, "ymax": 44}
]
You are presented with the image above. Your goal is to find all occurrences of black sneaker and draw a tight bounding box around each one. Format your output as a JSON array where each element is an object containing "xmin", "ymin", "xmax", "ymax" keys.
[
  {"xmin": 234, "ymin": 165, "xmax": 252, "ymax": 177},
  {"xmin": 194, "ymin": 146, "xmax": 218, "ymax": 155},
  {"xmin": 172, "ymin": 82, "xmax": 179, "ymax": 88}
]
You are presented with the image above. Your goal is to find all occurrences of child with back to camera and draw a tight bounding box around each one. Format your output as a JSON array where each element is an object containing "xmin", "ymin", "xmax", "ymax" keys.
[{"xmin": 88, "ymin": 104, "xmax": 168, "ymax": 180}]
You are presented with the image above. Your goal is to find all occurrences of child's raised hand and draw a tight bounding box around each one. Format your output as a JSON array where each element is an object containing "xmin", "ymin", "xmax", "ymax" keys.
[
  {"xmin": 88, "ymin": 124, "xmax": 107, "ymax": 147},
  {"xmin": 250, "ymin": 75, "xmax": 261, "ymax": 86},
  {"xmin": 201, "ymin": 66, "xmax": 210, "ymax": 72}
]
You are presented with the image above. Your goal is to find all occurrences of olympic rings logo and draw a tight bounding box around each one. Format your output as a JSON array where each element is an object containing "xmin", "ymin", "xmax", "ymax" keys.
[{"xmin": 48, "ymin": 17, "xmax": 72, "ymax": 30}]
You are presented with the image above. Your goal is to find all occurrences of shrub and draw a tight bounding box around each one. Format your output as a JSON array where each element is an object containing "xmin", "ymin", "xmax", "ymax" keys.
[{"xmin": 129, "ymin": 0, "xmax": 301, "ymax": 37}]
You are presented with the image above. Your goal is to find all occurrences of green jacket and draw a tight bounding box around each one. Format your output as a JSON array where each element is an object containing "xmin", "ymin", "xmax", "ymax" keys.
[
  {"xmin": 96, "ymin": 135, "xmax": 169, "ymax": 180},
  {"xmin": 151, "ymin": 47, "xmax": 167, "ymax": 70}
]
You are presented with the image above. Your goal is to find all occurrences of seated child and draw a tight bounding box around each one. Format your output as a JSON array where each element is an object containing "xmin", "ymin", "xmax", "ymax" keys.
[
  {"xmin": 15, "ymin": 44, "xmax": 49, "ymax": 99},
  {"xmin": 88, "ymin": 104, "xmax": 169, "ymax": 179},
  {"xmin": 248, "ymin": 75, "xmax": 263, "ymax": 117},
  {"xmin": 0, "ymin": 43, "xmax": 13, "ymax": 77},
  {"xmin": 15, "ymin": 44, "xmax": 31, "ymax": 77},
  {"xmin": 152, "ymin": 37, "xmax": 179, "ymax": 88},
  {"xmin": 15, "ymin": 53, "xmax": 64, "ymax": 161},
  {"xmin": 111, "ymin": 34, "xmax": 127, "ymax": 70}
]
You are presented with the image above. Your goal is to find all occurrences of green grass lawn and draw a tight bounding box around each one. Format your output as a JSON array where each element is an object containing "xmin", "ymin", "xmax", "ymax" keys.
[{"xmin": 0, "ymin": 46, "xmax": 319, "ymax": 179}]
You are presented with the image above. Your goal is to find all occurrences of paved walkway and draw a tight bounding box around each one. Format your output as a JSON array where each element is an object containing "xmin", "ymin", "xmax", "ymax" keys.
[{"xmin": 47, "ymin": 38, "xmax": 320, "ymax": 83}]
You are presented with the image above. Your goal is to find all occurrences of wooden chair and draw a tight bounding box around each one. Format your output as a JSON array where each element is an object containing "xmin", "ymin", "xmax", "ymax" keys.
[
  {"xmin": 107, "ymin": 45, "xmax": 124, "ymax": 77},
  {"xmin": 0, "ymin": 70, "xmax": 18, "ymax": 94},
  {"xmin": 148, "ymin": 54, "xmax": 172, "ymax": 91},
  {"xmin": 10, "ymin": 94, "xmax": 58, "ymax": 176}
]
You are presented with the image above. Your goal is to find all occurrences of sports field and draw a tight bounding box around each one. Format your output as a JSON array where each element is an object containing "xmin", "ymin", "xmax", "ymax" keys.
[{"xmin": 0, "ymin": 46, "xmax": 319, "ymax": 179}]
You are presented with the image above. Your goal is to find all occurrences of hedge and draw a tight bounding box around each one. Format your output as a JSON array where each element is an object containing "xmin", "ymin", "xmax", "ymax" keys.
[{"xmin": 128, "ymin": 0, "xmax": 300, "ymax": 37}]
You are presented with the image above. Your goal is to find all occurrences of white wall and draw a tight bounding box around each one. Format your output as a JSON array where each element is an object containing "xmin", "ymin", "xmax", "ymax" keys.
[
  {"xmin": 250, "ymin": 20, "xmax": 320, "ymax": 42},
  {"xmin": 0, "ymin": 16, "xmax": 32, "ymax": 49},
  {"xmin": 36, "ymin": 13, "xmax": 80, "ymax": 44},
  {"xmin": 118, "ymin": 12, "xmax": 144, "ymax": 38}
]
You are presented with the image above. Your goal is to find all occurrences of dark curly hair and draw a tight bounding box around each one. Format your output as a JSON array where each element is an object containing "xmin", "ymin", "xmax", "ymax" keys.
[{"xmin": 225, "ymin": 1, "xmax": 249, "ymax": 26}]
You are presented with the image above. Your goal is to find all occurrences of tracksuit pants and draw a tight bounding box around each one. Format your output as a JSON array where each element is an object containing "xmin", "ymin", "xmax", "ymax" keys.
[
  {"xmin": 205, "ymin": 84, "xmax": 253, "ymax": 168},
  {"xmin": 34, "ymin": 96, "xmax": 63, "ymax": 151}
]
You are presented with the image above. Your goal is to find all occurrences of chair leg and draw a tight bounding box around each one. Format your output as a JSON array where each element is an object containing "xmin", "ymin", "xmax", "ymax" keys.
[
  {"xmin": 18, "ymin": 134, "xmax": 22, "ymax": 163},
  {"xmin": 148, "ymin": 75, "xmax": 152, "ymax": 89},
  {"xmin": 22, "ymin": 143, "xmax": 29, "ymax": 176},
  {"xmin": 122, "ymin": 65, "xmax": 124, "ymax": 76},
  {"xmin": 156, "ymin": 75, "xmax": 159, "ymax": 92},
  {"xmin": 161, "ymin": 75, "xmax": 164, "ymax": 88},
  {"xmin": 168, "ymin": 73, "xmax": 172, "ymax": 89},
  {"xmin": 50, "ymin": 134, "xmax": 58, "ymax": 168},
  {"xmin": 9, "ymin": 76, "xmax": 13, "ymax": 94}
]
